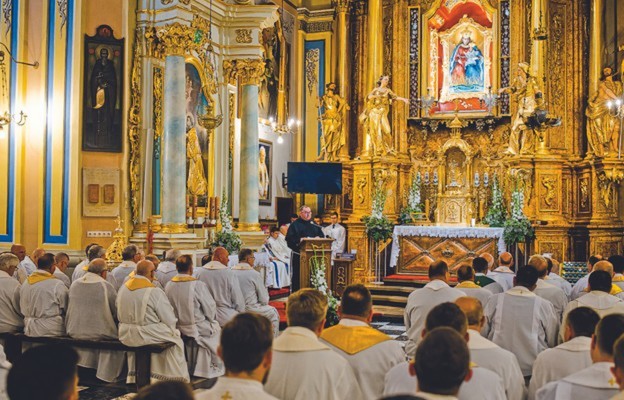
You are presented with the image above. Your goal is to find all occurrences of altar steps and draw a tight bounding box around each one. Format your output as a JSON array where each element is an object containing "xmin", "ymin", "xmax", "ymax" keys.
[{"xmin": 368, "ymin": 283, "xmax": 416, "ymax": 322}]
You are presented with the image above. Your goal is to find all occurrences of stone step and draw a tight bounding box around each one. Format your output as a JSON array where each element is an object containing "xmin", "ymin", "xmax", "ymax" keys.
[
  {"xmin": 372, "ymin": 305, "xmax": 404, "ymax": 323},
  {"xmin": 382, "ymin": 277, "xmax": 428, "ymax": 288},
  {"xmin": 372, "ymin": 294, "xmax": 408, "ymax": 308},
  {"xmin": 367, "ymin": 284, "xmax": 415, "ymax": 297}
]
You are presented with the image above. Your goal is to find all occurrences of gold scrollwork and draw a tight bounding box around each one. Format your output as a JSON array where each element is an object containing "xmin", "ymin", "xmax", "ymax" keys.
[
  {"xmin": 153, "ymin": 67, "xmax": 163, "ymax": 141},
  {"xmin": 597, "ymin": 172, "xmax": 614, "ymax": 210},
  {"xmin": 235, "ymin": 29, "xmax": 253, "ymax": 44},
  {"xmin": 580, "ymin": 178, "xmax": 589, "ymax": 210},
  {"xmin": 228, "ymin": 93, "xmax": 235, "ymax": 169},
  {"xmin": 541, "ymin": 176, "xmax": 557, "ymax": 208},
  {"xmin": 156, "ymin": 22, "xmax": 197, "ymax": 56},
  {"xmin": 223, "ymin": 58, "xmax": 265, "ymax": 86},
  {"xmin": 356, "ymin": 177, "xmax": 368, "ymax": 205},
  {"xmin": 333, "ymin": 0, "xmax": 351, "ymax": 13},
  {"xmin": 128, "ymin": 28, "xmax": 144, "ymax": 224},
  {"xmin": 305, "ymin": 48, "xmax": 320, "ymax": 95}
]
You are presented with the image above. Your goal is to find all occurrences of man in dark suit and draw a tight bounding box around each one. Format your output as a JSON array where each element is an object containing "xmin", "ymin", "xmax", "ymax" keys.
[{"xmin": 285, "ymin": 205, "xmax": 324, "ymax": 292}]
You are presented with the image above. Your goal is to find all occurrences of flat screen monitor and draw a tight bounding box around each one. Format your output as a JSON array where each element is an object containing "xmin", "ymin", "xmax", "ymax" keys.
[{"xmin": 287, "ymin": 162, "xmax": 342, "ymax": 194}]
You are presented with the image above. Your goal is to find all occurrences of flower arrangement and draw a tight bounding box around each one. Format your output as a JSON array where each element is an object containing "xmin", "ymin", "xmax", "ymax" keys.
[
  {"xmin": 399, "ymin": 173, "xmax": 424, "ymax": 224},
  {"xmin": 362, "ymin": 186, "xmax": 394, "ymax": 243},
  {"xmin": 309, "ymin": 246, "xmax": 339, "ymax": 326},
  {"xmin": 483, "ymin": 175, "xmax": 506, "ymax": 227},
  {"xmin": 503, "ymin": 179, "xmax": 535, "ymax": 246},
  {"xmin": 211, "ymin": 190, "xmax": 242, "ymax": 254}
]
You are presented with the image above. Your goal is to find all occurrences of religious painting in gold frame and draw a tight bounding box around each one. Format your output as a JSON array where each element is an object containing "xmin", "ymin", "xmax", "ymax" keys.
[{"xmin": 421, "ymin": 0, "xmax": 499, "ymax": 118}]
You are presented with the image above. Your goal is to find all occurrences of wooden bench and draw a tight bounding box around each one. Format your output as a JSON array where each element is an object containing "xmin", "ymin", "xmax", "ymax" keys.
[{"xmin": 0, "ymin": 332, "xmax": 175, "ymax": 389}]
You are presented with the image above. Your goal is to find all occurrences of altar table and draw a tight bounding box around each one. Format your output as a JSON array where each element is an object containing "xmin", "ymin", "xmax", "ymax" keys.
[{"xmin": 390, "ymin": 226, "xmax": 506, "ymax": 275}]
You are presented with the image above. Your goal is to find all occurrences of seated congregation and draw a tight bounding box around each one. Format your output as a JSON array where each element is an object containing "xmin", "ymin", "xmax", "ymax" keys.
[{"xmin": 3, "ymin": 243, "xmax": 624, "ymax": 400}]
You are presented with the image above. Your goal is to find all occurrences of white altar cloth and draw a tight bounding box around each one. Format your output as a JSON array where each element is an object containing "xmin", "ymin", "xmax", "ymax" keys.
[{"xmin": 389, "ymin": 226, "xmax": 506, "ymax": 268}]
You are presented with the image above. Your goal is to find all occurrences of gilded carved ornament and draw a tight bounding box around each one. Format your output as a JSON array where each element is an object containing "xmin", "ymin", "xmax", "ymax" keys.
[
  {"xmin": 305, "ymin": 49, "xmax": 320, "ymax": 95},
  {"xmin": 541, "ymin": 176, "xmax": 556, "ymax": 208},
  {"xmin": 235, "ymin": 29, "xmax": 253, "ymax": 44},
  {"xmin": 156, "ymin": 22, "xmax": 198, "ymax": 56},
  {"xmin": 223, "ymin": 59, "xmax": 265, "ymax": 86},
  {"xmin": 153, "ymin": 68, "xmax": 164, "ymax": 142},
  {"xmin": 128, "ymin": 28, "xmax": 144, "ymax": 224},
  {"xmin": 333, "ymin": 0, "xmax": 351, "ymax": 13}
]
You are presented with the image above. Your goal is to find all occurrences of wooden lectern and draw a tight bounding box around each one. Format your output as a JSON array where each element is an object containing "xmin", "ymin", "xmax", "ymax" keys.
[{"xmin": 299, "ymin": 238, "xmax": 334, "ymax": 290}]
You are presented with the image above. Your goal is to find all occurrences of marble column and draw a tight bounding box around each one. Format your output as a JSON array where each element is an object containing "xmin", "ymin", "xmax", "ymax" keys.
[
  {"xmin": 161, "ymin": 54, "xmax": 187, "ymax": 233},
  {"xmin": 589, "ymin": 0, "xmax": 604, "ymax": 95},
  {"xmin": 334, "ymin": 0, "xmax": 351, "ymax": 161},
  {"xmin": 226, "ymin": 59, "xmax": 265, "ymax": 231}
]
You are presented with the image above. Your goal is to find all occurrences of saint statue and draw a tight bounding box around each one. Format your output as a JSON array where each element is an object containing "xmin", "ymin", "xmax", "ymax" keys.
[
  {"xmin": 259, "ymin": 146, "xmax": 270, "ymax": 200},
  {"xmin": 317, "ymin": 82, "xmax": 350, "ymax": 162},
  {"xmin": 450, "ymin": 31, "xmax": 484, "ymax": 92},
  {"xmin": 499, "ymin": 62, "xmax": 542, "ymax": 155},
  {"xmin": 586, "ymin": 67, "xmax": 622, "ymax": 157},
  {"xmin": 186, "ymin": 114, "xmax": 207, "ymax": 196},
  {"xmin": 359, "ymin": 75, "xmax": 409, "ymax": 157}
]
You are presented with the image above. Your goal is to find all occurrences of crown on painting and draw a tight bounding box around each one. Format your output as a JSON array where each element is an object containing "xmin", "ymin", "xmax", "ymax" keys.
[{"xmin": 461, "ymin": 29, "xmax": 472, "ymax": 40}]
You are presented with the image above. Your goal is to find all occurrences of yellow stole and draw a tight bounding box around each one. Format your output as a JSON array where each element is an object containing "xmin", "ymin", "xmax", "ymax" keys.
[
  {"xmin": 612, "ymin": 284, "xmax": 623, "ymax": 295},
  {"xmin": 82, "ymin": 265, "xmax": 88, "ymax": 271},
  {"xmin": 27, "ymin": 272, "xmax": 56, "ymax": 285},
  {"xmin": 613, "ymin": 276, "xmax": 624, "ymax": 283},
  {"xmin": 171, "ymin": 275, "xmax": 197, "ymax": 282},
  {"xmin": 321, "ymin": 324, "xmax": 391, "ymax": 355},
  {"xmin": 456, "ymin": 281, "xmax": 482, "ymax": 289},
  {"xmin": 125, "ymin": 277, "xmax": 155, "ymax": 291}
]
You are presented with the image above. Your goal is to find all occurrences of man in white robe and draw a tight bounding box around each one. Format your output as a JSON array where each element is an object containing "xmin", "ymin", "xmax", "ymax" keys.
[
  {"xmin": 454, "ymin": 265, "xmax": 492, "ymax": 305},
  {"xmin": 473, "ymin": 257, "xmax": 504, "ymax": 294},
  {"xmin": 116, "ymin": 259, "xmax": 189, "ymax": 383},
  {"xmin": 570, "ymin": 255, "xmax": 603, "ymax": 300},
  {"xmin": 384, "ymin": 303, "xmax": 505, "ymax": 400},
  {"xmin": 483, "ymin": 265, "xmax": 559, "ymax": 377},
  {"xmin": 320, "ymin": 284, "xmax": 404, "ymax": 400},
  {"xmin": 529, "ymin": 306, "xmax": 600, "ymax": 399},
  {"xmin": 536, "ymin": 314, "xmax": 624, "ymax": 400},
  {"xmin": 66, "ymin": 258, "xmax": 124, "ymax": 382},
  {"xmin": 195, "ymin": 247, "xmax": 245, "ymax": 327},
  {"xmin": 156, "ymin": 249, "xmax": 180, "ymax": 288},
  {"xmin": 164, "ymin": 254, "xmax": 224, "ymax": 379},
  {"xmin": 488, "ymin": 251, "xmax": 515, "ymax": 291},
  {"xmin": 546, "ymin": 257, "xmax": 573, "ymax": 298},
  {"xmin": 455, "ymin": 297, "xmax": 527, "ymax": 400},
  {"xmin": 265, "ymin": 227, "xmax": 291, "ymax": 288},
  {"xmin": 110, "ymin": 244, "xmax": 144, "ymax": 291},
  {"xmin": 12, "ymin": 245, "xmax": 43, "ymax": 284},
  {"xmin": 71, "ymin": 245, "xmax": 118, "ymax": 289},
  {"xmin": 71, "ymin": 242, "xmax": 98, "ymax": 282},
  {"xmin": 560, "ymin": 270, "xmax": 624, "ymax": 342},
  {"xmin": 610, "ymin": 336, "xmax": 624, "ymax": 400},
  {"xmin": 53, "ymin": 252, "xmax": 71, "ymax": 289},
  {"xmin": 195, "ymin": 313, "xmax": 277, "ymax": 400},
  {"xmin": 0, "ymin": 253, "xmax": 23, "ymax": 333},
  {"xmin": 264, "ymin": 289, "xmax": 363, "ymax": 400},
  {"xmin": 232, "ymin": 249, "xmax": 280, "ymax": 337},
  {"xmin": 322, "ymin": 212, "xmax": 347, "ymax": 260},
  {"xmin": 19, "ymin": 252, "xmax": 68, "ymax": 337},
  {"xmin": 530, "ymin": 255, "xmax": 569, "ymax": 318},
  {"xmin": 404, "ymin": 260, "xmax": 466, "ymax": 355}
]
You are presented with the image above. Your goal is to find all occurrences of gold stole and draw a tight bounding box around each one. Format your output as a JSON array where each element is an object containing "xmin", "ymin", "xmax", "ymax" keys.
[
  {"xmin": 171, "ymin": 275, "xmax": 197, "ymax": 282},
  {"xmin": 27, "ymin": 272, "xmax": 56, "ymax": 285},
  {"xmin": 125, "ymin": 277, "xmax": 155, "ymax": 291},
  {"xmin": 456, "ymin": 281, "xmax": 482, "ymax": 289},
  {"xmin": 321, "ymin": 324, "xmax": 391, "ymax": 355}
]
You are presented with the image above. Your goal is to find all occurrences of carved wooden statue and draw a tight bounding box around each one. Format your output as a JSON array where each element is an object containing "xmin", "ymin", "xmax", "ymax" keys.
[
  {"xmin": 586, "ymin": 67, "xmax": 622, "ymax": 157},
  {"xmin": 317, "ymin": 82, "xmax": 350, "ymax": 162}
]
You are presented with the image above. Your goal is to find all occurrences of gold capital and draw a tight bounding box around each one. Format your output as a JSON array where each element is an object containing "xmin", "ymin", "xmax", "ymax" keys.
[
  {"xmin": 333, "ymin": 0, "xmax": 351, "ymax": 13},
  {"xmin": 223, "ymin": 59, "xmax": 265, "ymax": 86},
  {"xmin": 156, "ymin": 22, "xmax": 197, "ymax": 56}
]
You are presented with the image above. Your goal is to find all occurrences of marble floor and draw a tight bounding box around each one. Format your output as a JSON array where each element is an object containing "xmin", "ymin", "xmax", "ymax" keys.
[{"xmin": 77, "ymin": 321, "xmax": 408, "ymax": 400}]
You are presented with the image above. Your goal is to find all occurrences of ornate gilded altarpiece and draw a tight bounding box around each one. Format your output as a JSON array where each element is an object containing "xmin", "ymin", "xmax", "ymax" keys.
[{"xmin": 338, "ymin": 0, "xmax": 624, "ymax": 281}]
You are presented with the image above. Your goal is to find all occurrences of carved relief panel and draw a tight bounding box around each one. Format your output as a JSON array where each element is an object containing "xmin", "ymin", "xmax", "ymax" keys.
[{"xmin": 537, "ymin": 173, "xmax": 560, "ymax": 213}]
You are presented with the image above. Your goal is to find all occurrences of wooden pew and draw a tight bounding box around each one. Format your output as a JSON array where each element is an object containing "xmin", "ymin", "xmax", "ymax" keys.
[{"xmin": 0, "ymin": 332, "xmax": 175, "ymax": 389}]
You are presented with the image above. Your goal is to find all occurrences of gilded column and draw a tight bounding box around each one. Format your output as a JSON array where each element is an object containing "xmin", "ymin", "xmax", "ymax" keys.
[
  {"xmin": 367, "ymin": 0, "xmax": 384, "ymax": 91},
  {"xmin": 158, "ymin": 23, "xmax": 195, "ymax": 233},
  {"xmin": 530, "ymin": 0, "xmax": 548, "ymax": 85},
  {"xmin": 225, "ymin": 59, "xmax": 265, "ymax": 231},
  {"xmin": 589, "ymin": 0, "xmax": 603, "ymax": 95},
  {"xmin": 334, "ymin": 0, "xmax": 351, "ymax": 161}
]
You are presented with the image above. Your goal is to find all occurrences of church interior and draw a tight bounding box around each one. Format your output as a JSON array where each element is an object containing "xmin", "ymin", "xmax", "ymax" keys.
[{"xmin": 1, "ymin": 0, "xmax": 624, "ymax": 398}]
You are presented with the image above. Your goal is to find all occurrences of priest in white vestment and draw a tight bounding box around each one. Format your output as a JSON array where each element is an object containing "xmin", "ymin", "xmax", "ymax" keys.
[
  {"xmin": 384, "ymin": 303, "xmax": 505, "ymax": 400},
  {"xmin": 454, "ymin": 265, "xmax": 492, "ymax": 306},
  {"xmin": 116, "ymin": 259, "xmax": 189, "ymax": 383},
  {"xmin": 195, "ymin": 247, "xmax": 245, "ymax": 327},
  {"xmin": 487, "ymin": 252, "xmax": 516, "ymax": 291},
  {"xmin": 156, "ymin": 249, "xmax": 180, "ymax": 288},
  {"xmin": 0, "ymin": 253, "xmax": 23, "ymax": 333},
  {"xmin": 455, "ymin": 297, "xmax": 527, "ymax": 400},
  {"xmin": 12, "ymin": 246, "xmax": 43, "ymax": 284},
  {"xmin": 232, "ymin": 249, "xmax": 280, "ymax": 337},
  {"xmin": 265, "ymin": 227, "xmax": 291, "ymax": 288},
  {"xmin": 570, "ymin": 255, "xmax": 603, "ymax": 299},
  {"xmin": 536, "ymin": 314, "xmax": 624, "ymax": 400},
  {"xmin": 530, "ymin": 255, "xmax": 569, "ymax": 318},
  {"xmin": 472, "ymin": 257, "xmax": 504, "ymax": 294},
  {"xmin": 195, "ymin": 313, "xmax": 277, "ymax": 400},
  {"xmin": 529, "ymin": 306, "xmax": 599, "ymax": 399},
  {"xmin": 264, "ymin": 289, "xmax": 363, "ymax": 400},
  {"xmin": 404, "ymin": 260, "xmax": 465, "ymax": 355},
  {"xmin": 546, "ymin": 257, "xmax": 573, "ymax": 298},
  {"xmin": 483, "ymin": 265, "xmax": 559, "ymax": 377},
  {"xmin": 66, "ymin": 258, "xmax": 124, "ymax": 382},
  {"xmin": 320, "ymin": 284, "xmax": 404, "ymax": 400},
  {"xmin": 53, "ymin": 252, "xmax": 71, "ymax": 289},
  {"xmin": 110, "ymin": 244, "xmax": 144, "ymax": 291},
  {"xmin": 164, "ymin": 254, "xmax": 224, "ymax": 379},
  {"xmin": 560, "ymin": 270, "xmax": 624, "ymax": 342},
  {"xmin": 71, "ymin": 245, "xmax": 118, "ymax": 289},
  {"xmin": 322, "ymin": 212, "xmax": 347, "ymax": 260},
  {"xmin": 20, "ymin": 253, "xmax": 68, "ymax": 337}
]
